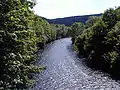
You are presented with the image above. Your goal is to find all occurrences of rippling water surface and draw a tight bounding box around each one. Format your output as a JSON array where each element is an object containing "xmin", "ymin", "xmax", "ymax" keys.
[{"xmin": 29, "ymin": 38, "xmax": 120, "ymax": 90}]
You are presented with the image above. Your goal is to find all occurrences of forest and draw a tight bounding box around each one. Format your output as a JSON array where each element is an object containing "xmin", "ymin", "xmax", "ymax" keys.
[
  {"xmin": 70, "ymin": 7, "xmax": 120, "ymax": 79},
  {"xmin": 0, "ymin": 0, "xmax": 54, "ymax": 89},
  {"xmin": 0, "ymin": 0, "xmax": 70, "ymax": 89},
  {"xmin": 46, "ymin": 14, "xmax": 101, "ymax": 26}
]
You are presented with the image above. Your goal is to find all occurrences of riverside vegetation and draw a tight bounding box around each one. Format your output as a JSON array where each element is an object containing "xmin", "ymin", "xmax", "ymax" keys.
[
  {"xmin": 1, "ymin": 0, "xmax": 120, "ymax": 89},
  {"xmin": 70, "ymin": 7, "xmax": 120, "ymax": 79},
  {"xmin": 0, "ymin": 0, "xmax": 71, "ymax": 89},
  {"xmin": 0, "ymin": 0, "xmax": 57, "ymax": 89}
]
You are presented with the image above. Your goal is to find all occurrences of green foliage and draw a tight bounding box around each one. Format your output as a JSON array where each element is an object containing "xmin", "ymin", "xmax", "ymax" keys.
[
  {"xmin": 102, "ymin": 8, "xmax": 117, "ymax": 29},
  {"xmin": 51, "ymin": 24, "xmax": 70, "ymax": 39},
  {"xmin": 85, "ymin": 16, "xmax": 100, "ymax": 28},
  {"xmin": 72, "ymin": 7, "xmax": 120, "ymax": 78},
  {"xmin": 69, "ymin": 22, "xmax": 85, "ymax": 43},
  {"xmin": 115, "ymin": 7, "xmax": 120, "ymax": 21},
  {"xmin": 0, "ymin": 0, "xmax": 56, "ymax": 89}
]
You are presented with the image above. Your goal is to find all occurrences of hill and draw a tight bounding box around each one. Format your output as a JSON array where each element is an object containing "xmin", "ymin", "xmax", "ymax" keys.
[{"xmin": 46, "ymin": 14, "xmax": 102, "ymax": 26}]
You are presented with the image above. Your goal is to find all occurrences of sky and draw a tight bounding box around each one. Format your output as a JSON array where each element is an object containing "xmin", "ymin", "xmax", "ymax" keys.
[{"xmin": 33, "ymin": 0, "xmax": 120, "ymax": 19}]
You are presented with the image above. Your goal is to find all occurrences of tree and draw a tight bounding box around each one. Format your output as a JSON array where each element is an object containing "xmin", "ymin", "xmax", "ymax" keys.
[
  {"xmin": 71, "ymin": 22, "xmax": 85, "ymax": 43},
  {"xmin": 102, "ymin": 8, "xmax": 117, "ymax": 29},
  {"xmin": 85, "ymin": 16, "xmax": 100, "ymax": 28},
  {"xmin": 51, "ymin": 24, "xmax": 69, "ymax": 39},
  {"xmin": 0, "ymin": 0, "xmax": 56, "ymax": 89},
  {"xmin": 72, "ymin": 7, "xmax": 120, "ymax": 78}
]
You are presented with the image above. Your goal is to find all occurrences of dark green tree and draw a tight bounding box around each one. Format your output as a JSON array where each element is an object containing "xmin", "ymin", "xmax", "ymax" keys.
[
  {"xmin": 70, "ymin": 22, "xmax": 85, "ymax": 43},
  {"xmin": 102, "ymin": 8, "xmax": 117, "ymax": 29},
  {"xmin": 72, "ymin": 7, "xmax": 120, "ymax": 77},
  {"xmin": 0, "ymin": 0, "xmax": 56, "ymax": 89},
  {"xmin": 85, "ymin": 16, "xmax": 100, "ymax": 28}
]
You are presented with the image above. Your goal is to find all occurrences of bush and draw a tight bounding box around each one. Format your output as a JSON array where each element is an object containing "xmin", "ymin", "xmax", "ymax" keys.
[
  {"xmin": 70, "ymin": 22, "xmax": 85, "ymax": 43},
  {"xmin": 0, "ymin": 0, "xmax": 56, "ymax": 89},
  {"xmin": 72, "ymin": 7, "xmax": 120, "ymax": 78}
]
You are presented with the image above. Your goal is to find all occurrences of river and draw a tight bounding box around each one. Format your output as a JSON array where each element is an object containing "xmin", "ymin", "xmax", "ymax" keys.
[{"xmin": 29, "ymin": 38, "xmax": 120, "ymax": 90}]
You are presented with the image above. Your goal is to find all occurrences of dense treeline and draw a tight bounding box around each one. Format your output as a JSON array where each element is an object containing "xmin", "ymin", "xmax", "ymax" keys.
[
  {"xmin": 68, "ymin": 22, "xmax": 85, "ymax": 43},
  {"xmin": 71, "ymin": 7, "xmax": 120, "ymax": 79},
  {"xmin": 47, "ymin": 14, "xmax": 102, "ymax": 26},
  {"xmin": 0, "ymin": 0, "xmax": 56, "ymax": 89},
  {"xmin": 51, "ymin": 24, "xmax": 70, "ymax": 39}
]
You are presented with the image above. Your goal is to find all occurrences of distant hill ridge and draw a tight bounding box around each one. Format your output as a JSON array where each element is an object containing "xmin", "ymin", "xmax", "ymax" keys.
[{"xmin": 45, "ymin": 14, "xmax": 102, "ymax": 26}]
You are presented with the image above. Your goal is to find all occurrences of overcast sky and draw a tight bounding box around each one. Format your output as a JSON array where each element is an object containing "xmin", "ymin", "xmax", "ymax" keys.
[{"xmin": 33, "ymin": 0, "xmax": 120, "ymax": 19}]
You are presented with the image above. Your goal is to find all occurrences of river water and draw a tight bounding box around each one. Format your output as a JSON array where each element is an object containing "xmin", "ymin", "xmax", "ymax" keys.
[{"xmin": 29, "ymin": 38, "xmax": 120, "ymax": 90}]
